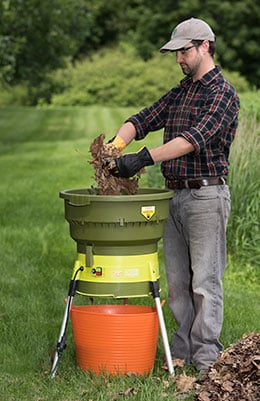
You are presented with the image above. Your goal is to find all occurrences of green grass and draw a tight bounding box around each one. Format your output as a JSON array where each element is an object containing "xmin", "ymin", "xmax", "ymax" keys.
[
  {"xmin": 227, "ymin": 116, "xmax": 260, "ymax": 266},
  {"xmin": 0, "ymin": 105, "xmax": 259, "ymax": 401}
]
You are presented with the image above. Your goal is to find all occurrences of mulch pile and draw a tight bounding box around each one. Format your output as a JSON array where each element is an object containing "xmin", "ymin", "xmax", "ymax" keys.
[
  {"xmin": 195, "ymin": 332, "xmax": 260, "ymax": 401},
  {"xmin": 89, "ymin": 134, "xmax": 141, "ymax": 195}
]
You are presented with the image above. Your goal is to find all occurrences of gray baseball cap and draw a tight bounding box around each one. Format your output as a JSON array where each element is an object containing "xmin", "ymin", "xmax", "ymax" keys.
[{"xmin": 160, "ymin": 18, "xmax": 215, "ymax": 52}]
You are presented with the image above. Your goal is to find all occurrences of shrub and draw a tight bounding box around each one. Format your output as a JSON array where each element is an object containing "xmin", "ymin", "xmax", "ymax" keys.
[
  {"xmin": 45, "ymin": 45, "xmax": 251, "ymax": 107},
  {"xmin": 0, "ymin": 83, "xmax": 28, "ymax": 106},
  {"xmin": 239, "ymin": 91, "xmax": 260, "ymax": 121},
  {"xmin": 0, "ymin": 44, "xmax": 252, "ymax": 107}
]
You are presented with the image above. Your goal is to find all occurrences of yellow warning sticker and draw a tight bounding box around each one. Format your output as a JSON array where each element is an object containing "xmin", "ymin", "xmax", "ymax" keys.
[{"xmin": 141, "ymin": 206, "xmax": 155, "ymax": 220}]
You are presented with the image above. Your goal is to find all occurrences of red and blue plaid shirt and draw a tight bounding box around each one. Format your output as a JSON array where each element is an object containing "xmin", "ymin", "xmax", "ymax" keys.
[{"xmin": 126, "ymin": 66, "xmax": 240, "ymax": 179}]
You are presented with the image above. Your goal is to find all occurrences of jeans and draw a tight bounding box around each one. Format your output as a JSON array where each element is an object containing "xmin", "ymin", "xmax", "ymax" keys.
[{"xmin": 163, "ymin": 185, "xmax": 231, "ymax": 370}]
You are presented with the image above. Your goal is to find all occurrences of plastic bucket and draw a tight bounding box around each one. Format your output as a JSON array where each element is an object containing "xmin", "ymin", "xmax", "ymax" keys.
[{"xmin": 70, "ymin": 304, "xmax": 159, "ymax": 375}]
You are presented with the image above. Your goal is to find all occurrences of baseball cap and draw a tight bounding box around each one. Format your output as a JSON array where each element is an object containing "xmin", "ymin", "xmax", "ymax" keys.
[{"xmin": 160, "ymin": 17, "xmax": 215, "ymax": 52}]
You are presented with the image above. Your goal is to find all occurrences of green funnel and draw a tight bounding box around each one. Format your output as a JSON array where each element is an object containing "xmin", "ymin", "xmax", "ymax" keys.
[{"xmin": 60, "ymin": 188, "xmax": 173, "ymax": 257}]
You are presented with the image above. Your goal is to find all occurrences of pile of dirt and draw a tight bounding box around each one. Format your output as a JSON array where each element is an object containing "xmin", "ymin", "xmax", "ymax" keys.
[
  {"xmin": 195, "ymin": 332, "xmax": 260, "ymax": 401},
  {"xmin": 89, "ymin": 134, "xmax": 141, "ymax": 195}
]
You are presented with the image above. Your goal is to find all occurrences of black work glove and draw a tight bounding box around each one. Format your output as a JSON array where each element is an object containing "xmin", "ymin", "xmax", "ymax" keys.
[{"xmin": 108, "ymin": 147, "xmax": 154, "ymax": 178}]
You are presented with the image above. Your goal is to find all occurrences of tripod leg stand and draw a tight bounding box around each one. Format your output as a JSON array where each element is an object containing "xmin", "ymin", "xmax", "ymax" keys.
[
  {"xmin": 151, "ymin": 281, "xmax": 174, "ymax": 376},
  {"xmin": 50, "ymin": 266, "xmax": 83, "ymax": 379}
]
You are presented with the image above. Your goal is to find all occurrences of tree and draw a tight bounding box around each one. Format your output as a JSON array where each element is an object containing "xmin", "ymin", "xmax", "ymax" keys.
[
  {"xmin": 0, "ymin": 0, "xmax": 88, "ymax": 86},
  {"xmin": 204, "ymin": 0, "xmax": 260, "ymax": 88},
  {"xmin": 118, "ymin": 0, "xmax": 260, "ymax": 88},
  {"xmin": 1, "ymin": 0, "xmax": 259, "ymax": 102}
]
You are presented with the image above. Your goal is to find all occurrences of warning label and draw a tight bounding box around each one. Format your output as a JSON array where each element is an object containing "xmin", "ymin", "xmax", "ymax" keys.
[{"xmin": 141, "ymin": 206, "xmax": 155, "ymax": 220}]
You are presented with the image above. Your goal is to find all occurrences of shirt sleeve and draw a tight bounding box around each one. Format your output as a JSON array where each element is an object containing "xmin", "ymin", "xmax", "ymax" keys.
[
  {"xmin": 179, "ymin": 84, "xmax": 240, "ymax": 154},
  {"xmin": 125, "ymin": 90, "xmax": 175, "ymax": 140}
]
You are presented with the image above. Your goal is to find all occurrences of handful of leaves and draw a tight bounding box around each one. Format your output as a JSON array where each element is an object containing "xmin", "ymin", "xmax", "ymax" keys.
[{"xmin": 89, "ymin": 134, "xmax": 141, "ymax": 195}]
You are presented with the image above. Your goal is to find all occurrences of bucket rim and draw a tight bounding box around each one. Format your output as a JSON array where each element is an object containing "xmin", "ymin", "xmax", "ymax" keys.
[
  {"xmin": 60, "ymin": 187, "xmax": 173, "ymax": 203},
  {"xmin": 70, "ymin": 304, "xmax": 157, "ymax": 316}
]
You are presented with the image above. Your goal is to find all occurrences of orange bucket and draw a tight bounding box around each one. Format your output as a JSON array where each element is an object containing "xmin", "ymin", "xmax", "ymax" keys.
[{"xmin": 70, "ymin": 304, "xmax": 159, "ymax": 375}]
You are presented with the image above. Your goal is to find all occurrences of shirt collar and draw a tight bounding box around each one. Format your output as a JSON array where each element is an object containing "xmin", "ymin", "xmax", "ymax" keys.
[{"xmin": 180, "ymin": 66, "xmax": 221, "ymax": 89}]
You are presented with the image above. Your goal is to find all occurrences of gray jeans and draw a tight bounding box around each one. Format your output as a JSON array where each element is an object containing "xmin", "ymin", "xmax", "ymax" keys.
[{"xmin": 163, "ymin": 185, "xmax": 230, "ymax": 371}]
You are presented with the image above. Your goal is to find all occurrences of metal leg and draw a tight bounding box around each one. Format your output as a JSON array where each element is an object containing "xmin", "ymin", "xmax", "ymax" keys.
[
  {"xmin": 151, "ymin": 281, "xmax": 174, "ymax": 376},
  {"xmin": 50, "ymin": 266, "xmax": 83, "ymax": 379}
]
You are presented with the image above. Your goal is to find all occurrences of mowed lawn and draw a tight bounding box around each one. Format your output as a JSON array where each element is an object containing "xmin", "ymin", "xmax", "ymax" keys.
[{"xmin": 0, "ymin": 106, "xmax": 259, "ymax": 401}]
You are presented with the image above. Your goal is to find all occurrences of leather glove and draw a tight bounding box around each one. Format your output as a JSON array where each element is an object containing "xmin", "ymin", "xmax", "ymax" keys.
[
  {"xmin": 108, "ymin": 147, "xmax": 154, "ymax": 178},
  {"xmin": 106, "ymin": 136, "xmax": 126, "ymax": 151}
]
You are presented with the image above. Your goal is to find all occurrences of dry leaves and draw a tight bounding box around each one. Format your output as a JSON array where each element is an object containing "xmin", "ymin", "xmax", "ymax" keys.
[
  {"xmin": 195, "ymin": 332, "xmax": 260, "ymax": 401},
  {"xmin": 162, "ymin": 358, "xmax": 185, "ymax": 371},
  {"xmin": 108, "ymin": 386, "xmax": 136, "ymax": 400},
  {"xmin": 162, "ymin": 332, "xmax": 260, "ymax": 399},
  {"xmin": 176, "ymin": 373, "xmax": 197, "ymax": 393},
  {"xmin": 89, "ymin": 134, "xmax": 141, "ymax": 195}
]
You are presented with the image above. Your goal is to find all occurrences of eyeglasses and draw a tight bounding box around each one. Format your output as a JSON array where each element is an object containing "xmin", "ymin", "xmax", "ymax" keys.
[{"xmin": 175, "ymin": 45, "xmax": 197, "ymax": 55}]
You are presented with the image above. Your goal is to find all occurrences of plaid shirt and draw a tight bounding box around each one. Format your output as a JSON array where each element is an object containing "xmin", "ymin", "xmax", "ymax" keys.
[{"xmin": 126, "ymin": 66, "xmax": 240, "ymax": 179}]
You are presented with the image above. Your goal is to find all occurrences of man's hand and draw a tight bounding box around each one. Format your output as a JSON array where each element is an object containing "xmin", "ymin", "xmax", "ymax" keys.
[
  {"xmin": 106, "ymin": 136, "xmax": 126, "ymax": 151},
  {"xmin": 107, "ymin": 147, "xmax": 154, "ymax": 178}
]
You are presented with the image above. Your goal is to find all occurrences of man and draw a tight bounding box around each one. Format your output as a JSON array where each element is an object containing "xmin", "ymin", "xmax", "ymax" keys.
[{"xmin": 105, "ymin": 18, "xmax": 240, "ymax": 372}]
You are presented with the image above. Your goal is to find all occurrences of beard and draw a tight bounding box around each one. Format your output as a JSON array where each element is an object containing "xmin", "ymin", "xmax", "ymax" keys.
[
  {"xmin": 180, "ymin": 54, "xmax": 202, "ymax": 78},
  {"xmin": 180, "ymin": 63, "xmax": 193, "ymax": 77}
]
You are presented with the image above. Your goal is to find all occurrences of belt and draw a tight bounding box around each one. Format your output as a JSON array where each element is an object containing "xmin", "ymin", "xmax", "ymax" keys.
[{"xmin": 166, "ymin": 177, "xmax": 226, "ymax": 190}]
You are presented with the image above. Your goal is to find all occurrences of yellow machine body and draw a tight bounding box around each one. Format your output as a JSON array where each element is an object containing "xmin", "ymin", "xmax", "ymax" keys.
[{"xmin": 73, "ymin": 252, "xmax": 160, "ymax": 298}]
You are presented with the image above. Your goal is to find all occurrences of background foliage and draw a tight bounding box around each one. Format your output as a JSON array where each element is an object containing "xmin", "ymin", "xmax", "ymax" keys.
[
  {"xmin": 0, "ymin": 0, "xmax": 259, "ymax": 105},
  {"xmin": 0, "ymin": 0, "xmax": 87, "ymax": 83},
  {"xmin": 0, "ymin": 45, "xmax": 252, "ymax": 107}
]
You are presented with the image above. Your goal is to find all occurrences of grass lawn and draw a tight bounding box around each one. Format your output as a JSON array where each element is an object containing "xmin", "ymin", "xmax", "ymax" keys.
[{"xmin": 0, "ymin": 106, "xmax": 259, "ymax": 401}]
